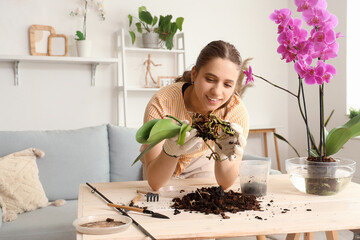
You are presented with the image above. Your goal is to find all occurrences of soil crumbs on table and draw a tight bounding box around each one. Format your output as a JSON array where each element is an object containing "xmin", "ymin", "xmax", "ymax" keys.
[
  {"xmin": 171, "ymin": 186, "xmax": 262, "ymax": 219},
  {"xmin": 80, "ymin": 218, "xmax": 125, "ymax": 228}
]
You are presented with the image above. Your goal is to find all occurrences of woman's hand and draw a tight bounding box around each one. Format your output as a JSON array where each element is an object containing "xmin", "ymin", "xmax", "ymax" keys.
[
  {"xmin": 215, "ymin": 122, "xmax": 247, "ymax": 161},
  {"xmin": 163, "ymin": 128, "xmax": 202, "ymax": 158}
]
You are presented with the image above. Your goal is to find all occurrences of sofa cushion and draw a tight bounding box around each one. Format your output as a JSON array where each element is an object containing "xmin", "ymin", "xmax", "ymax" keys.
[
  {"xmin": 0, "ymin": 125, "xmax": 110, "ymax": 201},
  {"xmin": 108, "ymin": 125, "xmax": 142, "ymax": 182},
  {"xmin": 0, "ymin": 200, "xmax": 77, "ymax": 240},
  {"xmin": 0, "ymin": 148, "xmax": 49, "ymax": 222}
]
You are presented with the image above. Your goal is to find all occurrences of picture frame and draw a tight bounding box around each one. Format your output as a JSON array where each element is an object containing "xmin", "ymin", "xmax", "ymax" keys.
[
  {"xmin": 158, "ymin": 76, "xmax": 177, "ymax": 88},
  {"xmin": 29, "ymin": 25, "xmax": 56, "ymax": 56},
  {"xmin": 48, "ymin": 34, "xmax": 68, "ymax": 56}
]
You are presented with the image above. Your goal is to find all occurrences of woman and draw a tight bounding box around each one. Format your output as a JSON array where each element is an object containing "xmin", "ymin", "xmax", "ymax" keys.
[{"xmin": 141, "ymin": 40, "xmax": 249, "ymax": 191}]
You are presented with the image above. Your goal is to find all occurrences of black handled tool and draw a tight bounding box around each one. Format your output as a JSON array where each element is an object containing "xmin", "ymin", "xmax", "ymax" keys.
[
  {"xmin": 108, "ymin": 203, "xmax": 169, "ymax": 219},
  {"xmin": 86, "ymin": 183, "xmax": 156, "ymax": 240}
]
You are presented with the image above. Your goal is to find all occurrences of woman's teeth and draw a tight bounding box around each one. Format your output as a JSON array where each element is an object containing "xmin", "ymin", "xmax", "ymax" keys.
[{"xmin": 208, "ymin": 96, "xmax": 220, "ymax": 102}]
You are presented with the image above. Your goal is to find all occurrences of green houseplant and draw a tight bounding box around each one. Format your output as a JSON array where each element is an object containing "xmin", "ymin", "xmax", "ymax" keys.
[
  {"xmin": 243, "ymin": 0, "xmax": 360, "ymax": 195},
  {"xmin": 128, "ymin": 6, "xmax": 184, "ymax": 50},
  {"xmin": 349, "ymin": 107, "xmax": 360, "ymax": 119}
]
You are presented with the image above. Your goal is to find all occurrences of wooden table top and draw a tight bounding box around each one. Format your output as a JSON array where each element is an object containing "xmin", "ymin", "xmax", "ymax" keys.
[{"xmin": 77, "ymin": 174, "xmax": 360, "ymax": 240}]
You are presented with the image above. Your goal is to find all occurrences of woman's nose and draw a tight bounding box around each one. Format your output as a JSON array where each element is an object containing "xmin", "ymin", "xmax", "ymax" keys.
[{"xmin": 210, "ymin": 83, "xmax": 222, "ymax": 95}]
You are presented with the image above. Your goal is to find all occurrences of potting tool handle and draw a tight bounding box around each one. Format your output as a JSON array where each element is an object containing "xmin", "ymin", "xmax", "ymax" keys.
[
  {"xmin": 86, "ymin": 183, "xmax": 156, "ymax": 240},
  {"xmin": 107, "ymin": 203, "xmax": 144, "ymax": 213}
]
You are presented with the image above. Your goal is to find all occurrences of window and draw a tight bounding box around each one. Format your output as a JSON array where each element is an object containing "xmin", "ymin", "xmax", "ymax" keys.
[{"xmin": 347, "ymin": 0, "xmax": 360, "ymax": 112}]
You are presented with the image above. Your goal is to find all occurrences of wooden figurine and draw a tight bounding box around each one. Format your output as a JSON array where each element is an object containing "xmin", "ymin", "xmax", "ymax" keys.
[{"xmin": 144, "ymin": 54, "xmax": 161, "ymax": 88}]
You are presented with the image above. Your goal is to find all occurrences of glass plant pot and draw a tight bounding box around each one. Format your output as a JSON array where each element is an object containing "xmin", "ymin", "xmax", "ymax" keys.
[{"xmin": 285, "ymin": 157, "xmax": 356, "ymax": 196}]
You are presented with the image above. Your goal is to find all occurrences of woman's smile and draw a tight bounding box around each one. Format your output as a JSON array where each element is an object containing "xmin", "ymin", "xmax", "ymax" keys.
[{"xmin": 206, "ymin": 95, "xmax": 222, "ymax": 104}]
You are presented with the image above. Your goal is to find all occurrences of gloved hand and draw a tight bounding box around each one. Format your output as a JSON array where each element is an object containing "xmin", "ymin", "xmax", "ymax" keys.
[
  {"xmin": 163, "ymin": 121, "xmax": 202, "ymax": 158},
  {"xmin": 215, "ymin": 122, "xmax": 247, "ymax": 161}
]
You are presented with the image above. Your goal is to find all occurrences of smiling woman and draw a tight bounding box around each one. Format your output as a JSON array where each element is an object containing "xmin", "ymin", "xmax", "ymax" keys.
[{"xmin": 136, "ymin": 40, "xmax": 251, "ymax": 191}]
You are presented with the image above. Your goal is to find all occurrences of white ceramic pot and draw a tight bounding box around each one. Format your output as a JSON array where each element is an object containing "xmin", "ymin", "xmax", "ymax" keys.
[
  {"xmin": 76, "ymin": 40, "xmax": 92, "ymax": 57},
  {"xmin": 142, "ymin": 32, "xmax": 160, "ymax": 49}
]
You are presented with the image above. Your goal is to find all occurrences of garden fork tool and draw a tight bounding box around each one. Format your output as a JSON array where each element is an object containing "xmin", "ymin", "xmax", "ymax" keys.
[{"xmin": 137, "ymin": 190, "xmax": 159, "ymax": 202}]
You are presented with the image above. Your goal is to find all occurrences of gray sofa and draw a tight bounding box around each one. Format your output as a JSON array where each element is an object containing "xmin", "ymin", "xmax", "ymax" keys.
[
  {"xmin": 0, "ymin": 124, "xmax": 279, "ymax": 240},
  {"xmin": 0, "ymin": 124, "xmax": 142, "ymax": 240}
]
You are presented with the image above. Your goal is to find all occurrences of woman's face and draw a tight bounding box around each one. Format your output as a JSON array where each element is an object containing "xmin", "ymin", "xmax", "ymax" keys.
[{"xmin": 190, "ymin": 58, "xmax": 239, "ymax": 114}]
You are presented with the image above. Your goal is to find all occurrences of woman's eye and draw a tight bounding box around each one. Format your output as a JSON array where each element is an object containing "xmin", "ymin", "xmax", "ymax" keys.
[
  {"xmin": 224, "ymin": 83, "xmax": 233, "ymax": 88},
  {"xmin": 206, "ymin": 77, "xmax": 214, "ymax": 82}
]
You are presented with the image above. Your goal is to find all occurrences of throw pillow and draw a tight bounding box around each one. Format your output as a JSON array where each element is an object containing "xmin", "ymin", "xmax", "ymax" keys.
[{"xmin": 0, "ymin": 148, "xmax": 49, "ymax": 222}]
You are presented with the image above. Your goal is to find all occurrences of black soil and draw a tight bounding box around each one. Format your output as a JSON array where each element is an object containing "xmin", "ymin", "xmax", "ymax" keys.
[{"xmin": 171, "ymin": 186, "xmax": 262, "ymax": 219}]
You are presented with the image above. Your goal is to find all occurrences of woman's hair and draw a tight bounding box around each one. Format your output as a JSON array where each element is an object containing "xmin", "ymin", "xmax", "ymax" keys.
[{"xmin": 176, "ymin": 40, "xmax": 251, "ymax": 97}]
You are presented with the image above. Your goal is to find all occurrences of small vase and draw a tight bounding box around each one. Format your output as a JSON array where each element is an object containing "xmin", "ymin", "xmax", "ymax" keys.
[
  {"xmin": 142, "ymin": 32, "xmax": 160, "ymax": 49},
  {"xmin": 285, "ymin": 157, "xmax": 356, "ymax": 196},
  {"xmin": 76, "ymin": 40, "xmax": 92, "ymax": 57}
]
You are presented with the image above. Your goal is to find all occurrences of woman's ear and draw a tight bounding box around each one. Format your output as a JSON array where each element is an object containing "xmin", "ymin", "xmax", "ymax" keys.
[{"xmin": 191, "ymin": 66, "xmax": 197, "ymax": 84}]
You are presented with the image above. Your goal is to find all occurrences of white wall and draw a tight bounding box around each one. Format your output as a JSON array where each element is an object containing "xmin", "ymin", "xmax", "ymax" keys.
[
  {"xmin": 286, "ymin": 1, "xmax": 360, "ymax": 181},
  {"xmin": 5, "ymin": 0, "xmax": 358, "ymax": 174}
]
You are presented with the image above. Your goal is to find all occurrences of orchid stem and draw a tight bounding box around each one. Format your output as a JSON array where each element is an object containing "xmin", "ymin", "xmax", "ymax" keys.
[
  {"xmin": 300, "ymin": 79, "xmax": 311, "ymax": 158},
  {"xmin": 83, "ymin": 1, "xmax": 88, "ymax": 39},
  {"xmin": 319, "ymin": 84, "xmax": 325, "ymax": 160},
  {"xmin": 252, "ymin": 73, "xmax": 298, "ymax": 98}
]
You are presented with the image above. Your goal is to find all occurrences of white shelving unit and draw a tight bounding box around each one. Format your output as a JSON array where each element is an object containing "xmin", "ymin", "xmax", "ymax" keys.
[
  {"xmin": 0, "ymin": 55, "xmax": 118, "ymax": 86},
  {"xmin": 117, "ymin": 29, "xmax": 186, "ymax": 127}
]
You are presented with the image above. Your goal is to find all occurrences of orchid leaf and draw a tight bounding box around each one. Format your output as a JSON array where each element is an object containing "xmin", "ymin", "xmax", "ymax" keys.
[
  {"xmin": 309, "ymin": 148, "xmax": 319, "ymax": 157},
  {"xmin": 177, "ymin": 123, "xmax": 187, "ymax": 145},
  {"xmin": 177, "ymin": 123, "xmax": 192, "ymax": 145},
  {"xmin": 136, "ymin": 119, "xmax": 160, "ymax": 144},
  {"xmin": 147, "ymin": 119, "xmax": 180, "ymax": 143},
  {"xmin": 324, "ymin": 109, "xmax": 335, "ymax": 127},
  {"xmin": 75, "ymin": 31, "xmax": 85, "ymax": 40},
  {"xmin": 326, "ymin": 114, "xmax": 360, "ymax": 156},
  {"xmin": 274, "ymin": 133, "xmax": 300, "ymax": 157},
  {"xmin": 343, "ymin": 113, "xmax": 360, "ymax": 137},
  {"xmin": 325, "ymin": 127, "xmax": 352, "ymax": 156},
  {"xmin": 132, "ymin": 141, "xmax": 160, "ymax": 166}
]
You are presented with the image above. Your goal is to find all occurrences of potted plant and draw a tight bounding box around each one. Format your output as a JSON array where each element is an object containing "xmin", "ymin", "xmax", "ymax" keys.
[
  {"xmin": 243, "ymin": 0, "xmax": 360, "ymax": 195},
  {"xmin": 157, "ymin": 14, "xmax": 184, "ymax": 50},
  {"xmin": 70, "ymin": 0, "xmax": 105, "ymax": 57},
  {"xmin": 349, "ymin": 107, "xmax": 360, "ymax": 119},
  {"xmin": 128, "ymin": 6, "xmax": 184, "ymax": 50},
  {"xmin": 128, "ymin": 6, "xmax": 159, "ymax": 49}
]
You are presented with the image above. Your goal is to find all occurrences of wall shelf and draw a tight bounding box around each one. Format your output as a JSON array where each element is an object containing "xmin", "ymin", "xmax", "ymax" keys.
[
  {"xmin": 124, "ymin": 47, "xmax": 185, "ymax": 54},
  {"xmin": 0, "ymin": 55, "xmax": 118, "ymax": 86},
  {"xmin": 118, "ymin": 86, "xmax": 160, "ymax": 92}
]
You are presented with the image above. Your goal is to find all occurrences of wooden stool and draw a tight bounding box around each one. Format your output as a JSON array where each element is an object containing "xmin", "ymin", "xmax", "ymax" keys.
[
  {"xmin": 249, "ymin": 128, "xmax": 281, "ymax": 171},
  {"xmin": 256, "ymin": 235, "xmax": 266, "ymax": 240},
  {"xmin": 286, "ymin": 231, "xmax": 338, "ymax": 240}
]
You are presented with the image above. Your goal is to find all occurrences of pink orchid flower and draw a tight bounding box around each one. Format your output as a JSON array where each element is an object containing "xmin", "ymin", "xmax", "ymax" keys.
[
  {"xmin": 295, "ymin": 0, "xmax": 319, "ymax": 12},
  {"xmin": 302, "ymin": 7, "xmax": 331, "ymax": 26},
  {"xmin": 269, "ymin": 8, "xmax": 291, "ymax": 25},
  {"xmin": 243, "ymin": 66, "xmax": 254, "ymax": 85}
]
